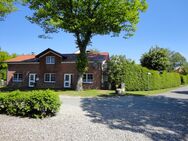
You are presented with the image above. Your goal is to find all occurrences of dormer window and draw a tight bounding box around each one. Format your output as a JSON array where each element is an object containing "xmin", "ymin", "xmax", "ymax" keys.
[{"xmin": 46, "ymin": 56, "xmax": 55, "ymax": 64}]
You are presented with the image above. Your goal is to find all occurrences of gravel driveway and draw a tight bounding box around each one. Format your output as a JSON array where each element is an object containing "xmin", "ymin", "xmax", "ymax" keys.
[{"xmin": 0, "ymin": 86, "xmax": 188, "ymax": 141}]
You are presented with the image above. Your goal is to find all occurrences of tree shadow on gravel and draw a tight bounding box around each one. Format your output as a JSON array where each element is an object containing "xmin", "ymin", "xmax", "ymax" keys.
[
  {"xmin": 81, "ymin": 96, "xmax": 188, "ymax": 141},
  {"xmin": 171, "ymin": 90, "xmax": 188, "ymax": 95}
]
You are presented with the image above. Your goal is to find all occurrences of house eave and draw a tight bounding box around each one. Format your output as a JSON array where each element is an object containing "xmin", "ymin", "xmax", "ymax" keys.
[
  {"xmin": 7, "ymin": 62, "xmax": 39, "ymax": 64},
  {"xmin": 37, "ymin": 51, "xmax": 62, "ymax": 58}
]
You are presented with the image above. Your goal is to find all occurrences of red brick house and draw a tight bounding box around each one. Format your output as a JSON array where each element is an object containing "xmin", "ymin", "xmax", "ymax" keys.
[{"xmin": 6, "ymin": 48, "xmax": 109, "ymax": 89}]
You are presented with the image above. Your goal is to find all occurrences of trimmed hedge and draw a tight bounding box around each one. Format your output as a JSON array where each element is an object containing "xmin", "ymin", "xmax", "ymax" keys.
[
  {"xmin": 122, "ymin": 61, "xmax": 182, "ymax": 91},
  {"xmin": 0, "ymin": 90, "xmax": 61, "ymax": 118},
  {"xmin": 181, "ymin": 75, "xmax": 188, "ymax": 84},
  {"xmin": 108, "ymin": 56, "xmax": 185, "ymax": 91}
]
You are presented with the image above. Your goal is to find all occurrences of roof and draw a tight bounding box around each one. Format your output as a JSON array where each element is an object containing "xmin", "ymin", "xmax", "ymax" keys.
[
  {"xmin": 62, "ymin": 52, "xmax": 109, "ymax": 62},
  {"xmin": 5, "ymin": 55, "xmax": 37, "ymax": 63},
  {"xmin": 5, "ymin": 48, "xmax": 109, "ymax": 63},
  {"xmin": 36, "ymin": 48, "xmax": 62, "ymax": 58}
]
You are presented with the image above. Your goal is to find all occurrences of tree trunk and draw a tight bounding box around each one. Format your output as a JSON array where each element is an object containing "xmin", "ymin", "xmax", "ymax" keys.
[
  {"xmin": 74, "ymin": 31, "xmax": 92, "ymax": 91},
  {"xmin": 75, "ymin": 51, "xmax": 87, "ymax": 91},
  {"xmin": 76, "ymin": 73, "xmax": 84, "ymax": 91}
]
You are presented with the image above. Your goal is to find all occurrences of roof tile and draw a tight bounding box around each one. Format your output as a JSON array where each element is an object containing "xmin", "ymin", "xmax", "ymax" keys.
[
  {"xmin": 5, "ymin": 55, "xmax": 36, "ymax": 62},
  {"xmin": 5, "ymin": 49, "xmax": 109, "ymax": 63}
]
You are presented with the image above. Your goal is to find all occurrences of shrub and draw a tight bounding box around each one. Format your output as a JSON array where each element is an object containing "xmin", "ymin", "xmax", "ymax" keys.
[
  {"xmin": 0, "ymin": 90, "xmax": 61, "ymax": 118},
  {"xmin": 0, "ymin": 94, "xmax": 7, "ymax": 112},
  {"xmin": 124, "ymin": 66, "xmax": 182, "ymax": 91},
  {"xmin": 181, "ymin": 75, "xmax": 188, "ymax": 84},
  {"xmin": 108, "ymin": 55, "xmax": 184, "ymax": 91}
]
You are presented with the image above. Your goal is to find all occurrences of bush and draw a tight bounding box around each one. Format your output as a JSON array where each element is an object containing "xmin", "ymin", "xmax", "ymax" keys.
[
  {"xmin": 124, "ymin": 65, "xmax": 182, "ymax": 91},
  {"xmin": 108, "ymin": 55, "xmax": 184, "ymax": 91},
  {"xmin": 181, "ymin": 75, "xmax": 188, "ymax": 84},
  {"xmin": 0, "ymin": 90, "xmax": 61, "ymax": 118}
]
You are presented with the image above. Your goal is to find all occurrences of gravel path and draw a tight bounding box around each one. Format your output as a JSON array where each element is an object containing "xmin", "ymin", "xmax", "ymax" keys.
[{"xmin": 0, "ymin": 86, "xmax": 188, "ymax": 141}]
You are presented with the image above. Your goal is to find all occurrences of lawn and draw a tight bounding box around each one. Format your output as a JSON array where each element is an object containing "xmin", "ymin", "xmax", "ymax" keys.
[
  {"xmin": 0, "ymin": 85, "xmax": 185, "ymax": 97},
  {"xmin": 55, "ymin": 89, "xmax": 114, "ymax": 97},
  {"xmin": 0, "ymin": 88, "xmax": 114, "ymax": 97},
  {"xmin": 125, "ymin": 87, "xmax": 182, "ymax": 96},
  {"xmin": 55, "ymin": 86, "xmax": 184, "ymax": 97}
]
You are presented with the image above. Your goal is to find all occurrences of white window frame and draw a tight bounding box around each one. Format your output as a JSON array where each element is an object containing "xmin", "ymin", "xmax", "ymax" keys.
[
  {"xmin": 13, "ymin": 73, "xmax": 23, "ymax": 82},
  {"xmin": 83, "ymin": 73, "xmax": 93, "ymax": 83},
  {"xmin": 46, "ymin": 56, "xmax": 55, "ymax": 64},
  {"xmin": 44, "ymin": 73, "xmax": 56, "ymax": 83}
]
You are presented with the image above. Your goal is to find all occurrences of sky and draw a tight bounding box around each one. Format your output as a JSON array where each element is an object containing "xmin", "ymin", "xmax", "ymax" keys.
[{"xmin": 0, "ymin": 0, "xmax": 188, "ymax": 63}]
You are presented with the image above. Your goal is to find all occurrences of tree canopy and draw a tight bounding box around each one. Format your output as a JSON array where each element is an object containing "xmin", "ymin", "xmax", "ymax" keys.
[
  {"xmin": 140, "ymin": 46, "xmax": 170, "ymax": 71},
  {"xmin": 107, "ymin": 55, "xmax": 127, "ymax": 88},
  {"xmin": 169, "ymin": 51, "xmax": 187, "ymax": 70},
  {"xmin": 25, "ymin": 0, "xmax": 147, "ymax": 37},
  {"xmin": 183, "ymin": 63, "xmax": 188, "ymax": 75},
  {"xmin": 0, "ymin": 48, "xmax": 16, "ymax": 80},
  {"xmin": 24, "ymin": 0, "xmax": 148, "ymax": 90},
  {"xmin": 140, "ymin": 46, "xmax": 188, "ymax": 74},
  {"xmin": 0, "ymin": 0, "xmax": 16, "ymax": 21}
]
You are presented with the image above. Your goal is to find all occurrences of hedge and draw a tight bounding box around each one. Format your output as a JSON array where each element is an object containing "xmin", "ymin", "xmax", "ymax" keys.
[
  {"xmin": 124, "ymin": 63, "xmax": 181, "ymax": 91},
  {"xmin": 181, "ymin": 75, "xmax": 188, "ymax": 84},
  {"xmin": 108, "ymin": 56, "xmax": 185, "ymax": 91},
  {"xmin": 0, "ymin": 90, "xmax": 61, "ymax": 118}
]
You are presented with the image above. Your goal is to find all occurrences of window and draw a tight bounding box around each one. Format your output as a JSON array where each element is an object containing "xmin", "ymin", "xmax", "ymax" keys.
[
  {"xmin": 46, "ymin": 56, "xmax": 55, "ymax": 64},
  {"xmin": 83, "ymin": 73, "xmax": 93, "ymax": 83},
  {"xmin": 13, "ymin": 73, "xmax": 23, "ymax": 82},
  {"xmin": 44, "ymin": 73, "xmax": 56, "ymax": 83}
]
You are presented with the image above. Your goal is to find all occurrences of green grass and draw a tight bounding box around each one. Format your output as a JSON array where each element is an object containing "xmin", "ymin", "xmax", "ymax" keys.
[
  {"xmin": 0, "ymin": 85, "xmax": 187, "ymax": 97},
  {"xmin": 56, "ymin": 86, "xmax": 186, "ymax": 97},
  {"xmin": 125, "ymin": 86, "xmax": 186, "ymax": 96},
  {"xmin": 0, "ymin": 88, "xmax": 115, "ymax": 97},
  {"xmin": 55, "ymin": 89, "xmax": 115, "ymax": 97}
]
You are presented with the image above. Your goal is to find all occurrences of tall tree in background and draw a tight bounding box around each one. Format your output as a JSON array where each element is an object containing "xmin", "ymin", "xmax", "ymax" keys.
[
  {"xmin": 24, "ymin": 0, "xmax": 147, "ymax": 90},
  {"xmin": 0, "ymin": 48, "xmax": 16, "ymax": 80},
  {"xmin": 0, "ymin": 0, "xmax": 16, "ymax": 21},
  {"xmin": 183, "ymin": 63, "xmax": 188, "ymax": 75},
  {"xmin": 169, "ymin": 51, "xmax": 187, "ymax": 70},
  {"xmin": 140, "ymin": 46, "xmax": 170, "ymax": 71}
]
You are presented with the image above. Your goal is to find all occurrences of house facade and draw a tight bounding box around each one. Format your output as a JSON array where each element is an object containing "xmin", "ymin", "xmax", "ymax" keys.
[{"xmin": 6, "ymin": 48, "xmax": 109, "ymax": 89}]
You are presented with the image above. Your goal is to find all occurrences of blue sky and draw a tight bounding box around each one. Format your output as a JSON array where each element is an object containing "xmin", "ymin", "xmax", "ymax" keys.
[{"xmin": 0, "ymin": 0, "xmax": 188, "ymax": 63}]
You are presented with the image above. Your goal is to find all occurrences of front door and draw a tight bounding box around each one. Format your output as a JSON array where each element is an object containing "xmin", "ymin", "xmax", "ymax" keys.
[
  {"xmin": 64, "ymin": 74, "xmax": 72, "ymax": 88},
  {"xmin": 29, "ymin": 73, "xmax": 36, "ymax": 87}
]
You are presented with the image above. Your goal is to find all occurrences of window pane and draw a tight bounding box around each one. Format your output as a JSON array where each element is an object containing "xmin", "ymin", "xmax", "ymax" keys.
[
  {"xmin": 30, "ymin": 75, "xmax": 34, "ymax": 81},
  {"xmin": 51, "ymin": 56, "xmax": 55, "ymax": 64},
  {"xmin": 13, "ymin": 74, "xmax": 17, "ymax": 80},
  {"xmin": 46, "ymin": 56, "xmax": 50, "ymax": 64},
  {"xmin": 46, "ymin": 56, "xmax": 55, "ymax": 64},
  {"xmin": 65, "ymin": 75, "xmax": 69, "ymax": 81},
  {"xmin": 45, "ymin": 74, "xmax": 50, "ymax": 81},
  {"xmin": 83, "ymin": 74, "xmax": 86, "ymax": 82},
  {"xmin": 51, "ymin": 74, "xmax": 56, "ymax": 81},
  {"xmin": 18, "ymin": 74, "xmax": 23, "ymax": 81},
  {"xmin": 65, "ymin": 82, "xmax": 69, "ymax": 86},
  {"xmin": 13, "ymin": 73, "xmax": 22, "ymax": 82},
  {"xmin": 88, "ymin": 74, "xmax": 93, "ymax": 82}
]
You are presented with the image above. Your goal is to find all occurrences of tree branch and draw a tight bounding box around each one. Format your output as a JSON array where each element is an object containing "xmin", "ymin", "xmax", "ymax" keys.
[{"xmin": 91, "ymin": 0, "xmax": 100, "ymax": 17}]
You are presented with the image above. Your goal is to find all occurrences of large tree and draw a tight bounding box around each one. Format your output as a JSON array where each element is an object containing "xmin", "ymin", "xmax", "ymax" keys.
[
  {"xmin": 169, "ymin": 51, "xmax": 187, "ymax": 70},
  {"xmin": 140, "ymin": 46, "xmax": 170, "ymax": 71},
  {"xmin": 183, "ymin": 62, "xmax": 188, "ymax": 75},
  {"xmin": 0, "ymin": 48, "xmax": 16, "ymax": 80},
  {"xmin": 0, "ymin": 0, "xmax": 16, "ymax": 21},
  {"xmin": 24, "ymin": 0, "xmax": 148, "ymax": 90}
]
